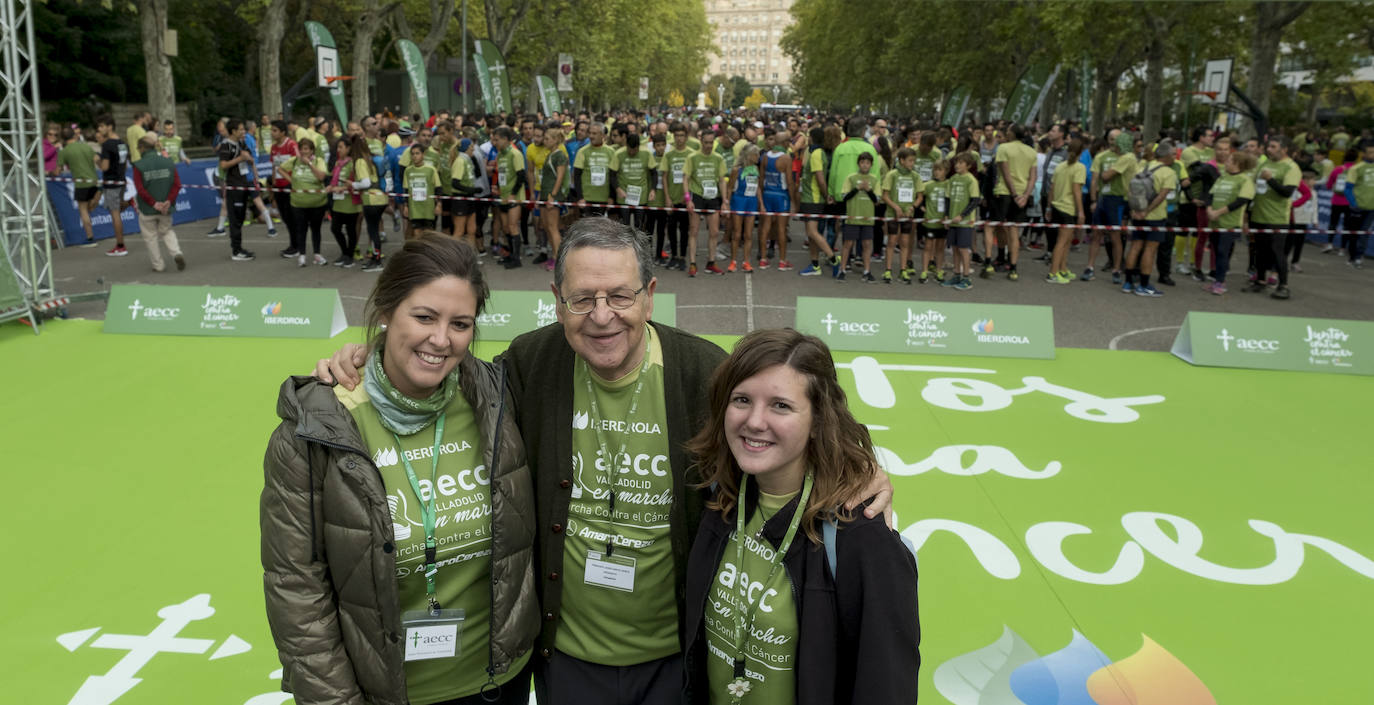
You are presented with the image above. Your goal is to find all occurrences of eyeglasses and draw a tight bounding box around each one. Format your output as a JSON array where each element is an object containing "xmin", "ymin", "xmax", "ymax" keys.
[{"xmin": 559, "ymin": 286, "xmax": 645, "ymax": 315}]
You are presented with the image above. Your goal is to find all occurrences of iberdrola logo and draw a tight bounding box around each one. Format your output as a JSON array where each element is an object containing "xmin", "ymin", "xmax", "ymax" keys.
[
  {"xmin": 972, "ymin": 319, "xmax": 995, "ymax": 334},
  {"xmin": 261, "ymin": 301, "xmax": 283, "ymax": 316},
  {"xmin": 934, "ymin": 626, "xmax": 1216, "ymax": 705},
  {"xmin": 374, "ymin": 447, "xmax": 399, "ymax": 468}
]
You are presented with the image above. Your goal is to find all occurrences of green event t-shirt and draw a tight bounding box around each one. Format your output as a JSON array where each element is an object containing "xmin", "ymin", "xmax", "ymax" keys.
[
  {"xmin": 574, "ymin": 144, "xmax": 617, "ymax": 203},
  {"xmin": 687, "ymin": 150, "xmax": 727, "ymax": 199},
  {"xmin": 660, "ymin": 147, "xmax": 693, "ymax": 205},
  {"xmin": 424, "ymin": 144, "xmax": 454, "ymax": 195},
  {"xmin": 1209, "ymin": 172, "xmax": 1256, "ymax": 230},
  {"xmin": 648, "ymin": 148, "xmax": 669, "ymax": 207},
  {"xmin": 922, "ymin": 179, "xmax": 949, "ymax": 229},
  {"xmin": 614, "ymin": 149, "xmax": 654, "ymax": 205},
  {"xmin": 715, "ymin": 143, "xmax": 736, "ymax": 182},
  {"xmin": 1250, "ymin": 157, "xmax": 1301, "ymax": 225},
  {"xmin": 542, "ymin": 148, "xmax": 571, "ymax": 200},
  {"xmin": 1139, "ymin": 161, "xmax": 1179, "ymax": 221},
  {"xmin": 1092, "ymin": 151, "xmax": 1120, "ymax": 197},
  {"xmin": 404, "ymin": 164, "xmax": 442, "ymax": 220},
  {"xmin": 993, "ymin": 140, "xmax": 1037, "ymax": 196},
  {"xmin": 800, "ymin": 148, "xmax": 825, "ymax": 204},
  {"xmin": 559, "ymin": 326, "xmax": 678, "ymax": 665},
  {"xmin": 58, "ymin": 142, "xmax": 98, "ymax": 188},
  {"xmin": 947, "ymin": 171, "xmax": 980, "ymax": 225},
  {"xmin": 158, "ymin": 135, "xmax": 183, "ymax": 160},
  {"xmin": 882, "ymin": 166, "xmax": 923, "ymax": 211},
  {"xmin": 332, "ymin": 160, "xmax": 362, "ymax": 215},
  {"xmin": 841, "ymin": 171, "xmax": 879, "ymax": 226},
  {"xmin": 1349, "ymin": 161, "xmax": 1374, "ymax": 210},
  {"xmin": 335, "ymin": 384, "xmax": 530, "ymax": 704},
  {"xmin": 367, "ymin": 138, "xmax": 385, "ymax": 158},
  {"xmin": 913, "ymin": 149, "xmax": 942, "ymax": 183},
  {"xmin": 353, "ymin": 158, "xmax": 390, "ymax": 207},
  {"xmin": 281, "ymin": 156, "xmax": 328, "ymax": 209},
  {"xmin": 705, "ymin": 490, "xmax": 800, "ymax": 705},
  {"xmin": 495, "ymin": 146, "xmax": 526, "ymax": 201},
  {"xmin": 1107, "ymin": 152, "xmax": 1139, "ymax": 199},
  {"xmin": 1051, "ymin": 161, "xmax": 1086, "ymax": 217},
  {"xmin": 450, "ymin": 151, "xmax": 476, "ymax": 194}
]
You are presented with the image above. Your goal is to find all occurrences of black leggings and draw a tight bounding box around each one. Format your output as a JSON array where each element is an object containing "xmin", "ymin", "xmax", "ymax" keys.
[
  {"xmin": 647, "ymin": 210, "xmax": 667, "ymax": 256},
  {"xmin": 1285, "ymin": 225, "xmax": 1308, "ymax": 264},
  {"xmin": 331, "ymin": 207, "xmax": 359, "ymax": 257},
  {"xmin": 1251, "ymin": 223, "xmax": 1288, "ymax": 286},
  {"xmin": 292, "ymin": 204, "xmax": 327, "ymax": 254},
  {"xmin": 363, "ymin": 204, "xmax": 386, "ymax": 255},
  {"xmin": 277, "ymin": 198, "xmax": 298, "ymax": 249},
  {"xmin": 668, "ymin": 208, "xmax": 688, "ymax": 257}
]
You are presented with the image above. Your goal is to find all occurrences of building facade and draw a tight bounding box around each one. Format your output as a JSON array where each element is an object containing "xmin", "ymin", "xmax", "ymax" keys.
[{"xmin": 704, "ymin": 0, "xmax": 795, "ymax": 91}]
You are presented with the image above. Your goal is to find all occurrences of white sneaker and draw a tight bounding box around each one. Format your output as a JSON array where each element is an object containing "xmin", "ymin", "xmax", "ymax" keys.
[
  {"xmin": 313, "ymin": 253, "xmax": 328, "ymax": 266},
  {"xmin": 1176, "ymin": 262, "xmax": 1191, "ymax": 274},
  {"xmin": 1320, "ymin": 243, "xmax": 1334, "ymax": 253},
  {"xmin": 297, "ymin": 254, "xmax": 306, "ymax": 267}
]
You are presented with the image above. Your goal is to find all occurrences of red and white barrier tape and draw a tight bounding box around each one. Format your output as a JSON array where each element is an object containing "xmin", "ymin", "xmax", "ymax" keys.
[{"xmin": 45, "ymin": 176, "xmax": 1374, "ymax": 236}]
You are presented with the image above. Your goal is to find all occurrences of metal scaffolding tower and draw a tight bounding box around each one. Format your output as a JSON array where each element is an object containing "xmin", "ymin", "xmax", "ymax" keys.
[{"xmin": 0, "ymin": 0, "xmax": 56, "ymax": 331}]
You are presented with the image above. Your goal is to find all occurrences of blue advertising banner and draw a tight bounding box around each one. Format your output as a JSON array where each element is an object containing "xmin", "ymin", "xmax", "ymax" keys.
[{"xmin": 46, "ymin": 158, "xmax": 274, "ymax": 246}]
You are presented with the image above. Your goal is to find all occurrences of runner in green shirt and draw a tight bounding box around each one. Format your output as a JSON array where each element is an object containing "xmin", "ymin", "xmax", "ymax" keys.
[
  {"xmin": 1248, "ymin": 136, "xmax": 1302, "ymax": 298},
  {"xmin": 659, "ymin": 126, "xmax": 694, "ymax": 270},
  {"xmin": 157, "ymin": 119, "xmax": 191, "ymax": 165},
  {"xmin": 919, "ymin": 160, "xmax": 950, "ymax": 283},
  {"xmin": 614, "ymin": 133, "xmax": 656, "ymax": 233},
  {"xmin": 880, "ymin": 148, "xmax": 924, "ymax": 284},
  {"xmin": 492, "ymin": 127, "xmax": 527, "ymax": 268},
  {"xmin": 685, "ymin": 130, "xmax": 728, "ymax": 276},
  {"xmin": 403, "ymin": 145, "xmax": 443, "ymax": 231},
  {"xmin": 836, "ymin": 152, "xmax": 880, "ymax": 282},
  {"xmin": 943, "ymin": 152, "xmax": 983, "ymax": 290},
  {"xmin": 572, "ymin": 123, "xmax": 617, "ymax": 216},
  {"xmin": 1204, "ymin": 151, "xmax": 1257, "ymax": 293},
  {"xmin": 539, "ymin": 125, "xmax": 571, "ymax": 271},
  {"xmin": 1048, "ymin": 138, "xmax": 1087, "ymax": 283},
  {"xmin": 57, "ymin": 126, "xmax": 100, "ymax": 245},
  {"xmin": 1085, "ymin": 130, "xmax": 1133, "ymax": 283}
]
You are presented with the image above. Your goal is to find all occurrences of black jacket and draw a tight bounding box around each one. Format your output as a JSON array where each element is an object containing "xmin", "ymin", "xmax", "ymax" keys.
[{"xmin": 684, "ymin": 491, "xmax": 920, "ymax": 704}]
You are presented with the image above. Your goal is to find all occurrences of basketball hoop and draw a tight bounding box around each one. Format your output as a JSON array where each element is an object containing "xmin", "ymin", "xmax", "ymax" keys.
[
  {"xmin": 324, "ymin": 76, "xmax": 355, "ymax": 84},
  {"xmin": 1180, "ymin": 91, "xmax": 1218, "ymax": 100}
]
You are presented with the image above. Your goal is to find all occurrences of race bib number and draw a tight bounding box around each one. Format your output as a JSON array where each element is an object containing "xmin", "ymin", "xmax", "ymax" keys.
[
  {"xmin": 744, "ymin": 178, "xmax": 758, "ymax": 198},
  {"xmin": 981, "ymin": 154, "xmax": 993, "ymax": 164},
  {"xmin": 1256, "ymin": 180, "xmax": 1269, "ymax": 195},
  {"xmin": 411, "ymin": 181, "xmax": 429, "ymax": 201},
  {"xmin": 671, "ymin": 162, "xmax": 685, "ymax": 184},
  {"xmin": 1291, "ymin": 189, "xmax": 1301, "ymax": 203},
  {"xmin": 936, "ymin": 197, "xmax": 947, "ymax": 214},
  {"xmin": 584, "ymin": 551, "xmax": 636, "ymax": 592},
  {"xmin": 590, "ymin": 164, "xmax": 607, "ymax": 186},
  {"xmin": 498, "ymin": 170, "xmax": 508, "ymax": 188},
  {"xmin": 625, "ymin": 184, "xmax": 642, "ymax": 206},
  {"xmin": 273, "ymin": 154, "xmax": 290, "ymax": 168},
  {"xmin": 332, "ymin": 191, "xmax": 344, "ymax": 200},
  {"xmin": 118, "ymin": 144, "xmax": 128, "ymax": 165},
  {"xmin": 657, "ymin": 170, "xmax": 666, "ymax": 188},
  {"xmin": 919, "ymin": 166, "xmax": 933, "ymax": 181},
  {"xmin": 702, "ymin": 180, "xmax": 718, "ymax": 199},
  {"xmin": 239, "ymin": 161, "xmax": 252, "ymax": 177},
  {"xmin": 1100, "ymin": 181, "xmax": 1111, "ymax": 195},
  {"xmin": 1334, "ymin": 175, "xmax": 1347, "ymax": 192},
  {"xmin": 898, "ymin": 183, "xmax": 915, "ymax": 203}
]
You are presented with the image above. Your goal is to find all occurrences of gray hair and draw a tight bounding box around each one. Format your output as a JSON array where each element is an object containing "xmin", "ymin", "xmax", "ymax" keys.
[{"xmin": 554, "ymin": 217, "xmax": 654, "ymax": 292}]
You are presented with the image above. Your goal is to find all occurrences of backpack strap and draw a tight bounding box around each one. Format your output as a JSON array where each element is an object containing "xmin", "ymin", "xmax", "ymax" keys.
[{"xmin": 823, "ymin": 519, "xmax": 838, "ymax": 579}]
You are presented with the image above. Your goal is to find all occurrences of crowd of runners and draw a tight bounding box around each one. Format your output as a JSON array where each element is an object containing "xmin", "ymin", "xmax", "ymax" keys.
[{"xmin": 45, "ymin": 106, "xmax": 1374, "ymax": 299}]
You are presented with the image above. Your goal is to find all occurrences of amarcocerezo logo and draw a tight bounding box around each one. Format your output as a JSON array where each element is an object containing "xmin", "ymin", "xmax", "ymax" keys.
[{"xmin": 934, "ymin": 626, "xmax": 1216, "ymax": 705}]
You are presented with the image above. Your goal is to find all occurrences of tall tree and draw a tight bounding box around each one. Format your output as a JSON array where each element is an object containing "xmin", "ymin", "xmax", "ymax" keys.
[
  {"xmin": 350, "ymin": 0, "xmax": 400, "ymax": 118},
  {"xmin": 255, "ymin": 0, "xmax": 291, "ymax": 118},
  {"xmin": 483, "ymin": 0, "xmax": 535, "ymax": 56},
  {"xmin": 136, "ymin": 0, "xmax": 177, "ymax": 121},
  {"xmin": 1245, "ymin": 1, "xmax": 1310, "ymax": 134}
]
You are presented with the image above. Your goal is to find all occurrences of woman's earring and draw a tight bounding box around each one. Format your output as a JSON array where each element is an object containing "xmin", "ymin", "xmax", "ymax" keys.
[{"xmin": 379, "ymin": 323, "xmax": 388, "ymax": 331}]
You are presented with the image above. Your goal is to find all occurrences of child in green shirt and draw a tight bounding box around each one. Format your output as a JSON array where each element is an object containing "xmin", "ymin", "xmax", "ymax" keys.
[
  {"xmin": 836, "ymin": 152, "xmax": 880, "ymax": 282},
  {"xmin": 940, "ymin": 152, "xmax": 983, "ymax": 291},
  {"xmin": 881, "ymin": 147, "xmax": 924, "ymax": 283},
  {"xmin": 402, "ymin": 144, "xmax": 442, "ymax": 234},
  {"xmin": 919, "ymin": 160, "xmax": 951, "ymax": 283}
]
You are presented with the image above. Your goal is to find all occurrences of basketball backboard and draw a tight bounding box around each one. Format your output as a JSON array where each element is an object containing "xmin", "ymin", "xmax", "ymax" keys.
[
  {"xmin": 1199, "ymin": 58, "xmax": 1232, "ymax": 106},
  {"xmin": 317, "ymin": 46, "xmax": 339, "ymax": 88}
]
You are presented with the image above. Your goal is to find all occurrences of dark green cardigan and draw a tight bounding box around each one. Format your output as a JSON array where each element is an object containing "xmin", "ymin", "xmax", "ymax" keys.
[{"xmin": 498, "ymin": 320, "xmax": 728, "ymax": 659}]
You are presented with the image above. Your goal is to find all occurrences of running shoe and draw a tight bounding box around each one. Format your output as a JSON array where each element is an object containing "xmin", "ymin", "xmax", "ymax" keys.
[
  {"xmin": 1354, "ymin": 258, "xmax": 1365, "ymax": 269},
  {"xmin": 862, "ymin": 271, "xmax": 876, "ymax": 283},
  {"xmin": 758, "ymin": 258, "xmax": 770, "ymax": 270},
  {"xmin": 1209, "ymin": 282, "xmax": 1227, "ymax": 295},
  {"xmin": 1111, "ymin": 270, "xmax": 1123, "ymax": 285},
  {"xmin": 1266, "ymin": 275, "xmax": 1278, "ymax": 286},
  {"xmin": 313, "ymin": 254, "xmax": 328, "ymax": 265},
  {"xmin": 1060, "ymin": 270, "xmax": 1077, "ymax": 281},
  {"xmin": 1134, "ymin": 285, "xmax": 1163, "ymax": 297},
  {"xmin": 1271, "ymin": 286, "xmax": 1291, "ymax": 300},
  {"xmin": 1291, "ymin": 262, "xmax": 1303, "ymax": 273},
  {"xmin": 777, "ymin": 260, "xmax": 793, "ymax": 271},
  {"xmin": 954, "ymin": 276, "xmax": 972, "ymax": 290},
  {"xmin": 206, "ymin": 226, "xmax": 226, "ymax": 237},
  {"xmin": 836, "ymin": 271, "xmax": 846, "ymax": 282},
  {"xmin": 174, "ymin": 254, "xmax": 186, "ymax": 271},
  {"xmin": 1320, "ymin": 243, "xmax": 1334, "ymax": 253},
  {"xmin": 940, "ymin": 273, "xmax": 958, "ymax": 287},
  {"xmin": 917, "ymin": 270, "xmax": 928, "ymax": 284},
  {"xmin": 1121, "ymin": 281, "xmax": 1135, "ymax": 294},
  {"xmin": 362, "ymin": 256, "xmax": 385, "ymax": 272},
  {"xmin": 934, "ymin": 270, "xmax": 946, "ymax": 283},
  {"xmin": 334, "ymin": 255, "xmax": 354, "ymax": 268},
  {"xmin": 232, "ymin": 250, "xmax": 256, "ymax": 261},
  {"xmin": 1176, "ymin": 262, "xmax": 1191, "ymax": 274},
  {"xmin": 280, "ymin": 248, "xmax": 300, "ymax": 258},
  {"xmin": 1081, "ymin": 267, "xmax": 1095, "ymax": 281},
  {"xmin": 1189, "ymin": 268, "xmax": 1207, "ymax": 282},
  {"xmin": 980, "ymin": 264, "xmax": 994, "ymax": 279},
  {"xmin": 706, "ymin": 262, "xmax": 724, "ymax": 275},
  {"xmin": 297, "ymin": 254, "xmax": 307, "ymax": 267},
  {"xmin": 1007, "ymin": 269, "xmax": 1019, "ymax": 281},
  {"xmin": 267, "ymin": 227, "xmax": 279, "ymax": 238},
  {"xmin": 829, "ymin": 254, "xmax": 842, "ymax": 268},
  {"xmin": 727, "ymin": 260, "xmax": 737, "ymax": 273},
  {"xmin": 688, "ymin": 264, "xmax": 698, "ymax": 277},
  {"xmin": 106, "ymin": 245, "xmax": 128, "ymax": 257},
  {"xmin": 882, "ymin": 270, "xmax": 893, "ymax": 283},
  {"xmin": 1045, "ymin": 272, "xmax": 1060, "ymax": 283},
  {"xmin": 799, "ymin": 264, "xmax": 821, "ymax": 276},
  {"xmin": 1244, "ymin": 281, "xmax": 1267, "ymax": 293},
  {"xmin": 742, "ymin": 261, "xmax": 754, "ymax": 273}
]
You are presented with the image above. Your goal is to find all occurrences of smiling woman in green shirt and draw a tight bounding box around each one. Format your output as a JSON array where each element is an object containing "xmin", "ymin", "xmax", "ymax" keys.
[
  {"xmin": 683, "ymin": 328, "xmax": 919, "ymax": 705},
  {"xmin": 262, "ymin": 235, "xmax": 539, "ymax": 705}
]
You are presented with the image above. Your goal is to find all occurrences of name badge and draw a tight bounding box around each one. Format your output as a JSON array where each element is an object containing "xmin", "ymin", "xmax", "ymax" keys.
[
  {"xmin": 402, "ymin": 609, "xmax": 465, "ymax": 662},
  {"xmin": 590, "ymin": 164, "xmax": 607, "ymax": 186},
  {"xmin": 702, "ymin": 180, "xmax": 719, "ymax": 199},
  {"xmin": 625, "ymin": 184, "xmax": 642, "ymax": 206},
  {"xmin": 584, "ymin": 550, "xmax": 636, "ymax": 592},
  {"xmin": 332, "ymin": 191, "xmax": 344, "ymax": 200}
]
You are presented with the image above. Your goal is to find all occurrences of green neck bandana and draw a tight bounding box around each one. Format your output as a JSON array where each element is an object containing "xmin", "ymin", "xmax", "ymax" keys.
[{"xmin": 364, "ymin": 348, "xmax": 460, "ymax": 435}]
